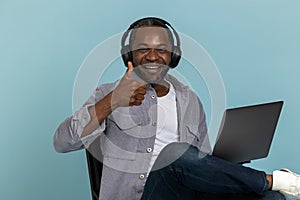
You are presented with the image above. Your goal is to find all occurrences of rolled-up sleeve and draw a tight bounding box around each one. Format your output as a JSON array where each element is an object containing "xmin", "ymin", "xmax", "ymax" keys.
[
  {"xmin": 53, "ymin": 86, "xmax": 109, "ymax": 153},
  {"xmin": 75, "ymin": 104, "xmax": 106, "ymax": 149}
]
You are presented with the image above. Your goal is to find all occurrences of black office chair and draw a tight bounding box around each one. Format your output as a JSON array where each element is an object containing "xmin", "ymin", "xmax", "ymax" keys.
[{"xmin": 86, "ymin": 137, "xmax": 103, "ymax": 200}]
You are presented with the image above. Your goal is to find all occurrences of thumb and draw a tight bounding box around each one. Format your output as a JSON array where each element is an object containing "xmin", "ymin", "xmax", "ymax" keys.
[
  {"xmin": 128, "ymin": 61, "xmax": 133, "ymax": 72},
  {"xmin": 124, "ymin": 61, "xmax": 134, "ymax": 79}
]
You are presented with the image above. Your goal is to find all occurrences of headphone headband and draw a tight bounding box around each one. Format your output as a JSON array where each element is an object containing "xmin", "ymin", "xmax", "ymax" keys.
[{"xmin": 121, "ymin": 17, "xmax": 181, "ymax": 47}]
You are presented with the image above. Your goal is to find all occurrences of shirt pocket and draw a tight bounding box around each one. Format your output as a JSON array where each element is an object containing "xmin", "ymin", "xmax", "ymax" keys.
[{"xmin": 101, "ymin": 115, "xmax": 141, "ymax": 161}]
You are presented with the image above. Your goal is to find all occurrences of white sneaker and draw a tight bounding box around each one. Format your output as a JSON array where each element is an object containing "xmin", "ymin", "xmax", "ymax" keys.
[
  {"xmin": 273, "ymin": 168, "xmax": 300, "ymax": 200},
  {"xmin": 280, "ymin": 190, "xmax": 300, "ymax": 200}
]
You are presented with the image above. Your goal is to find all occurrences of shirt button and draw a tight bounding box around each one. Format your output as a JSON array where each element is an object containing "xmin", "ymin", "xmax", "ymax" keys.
[
  {"xmin": 152, "ymin": 122, "xmax": 157, "ymax": 126},
  {"xmin": 146, "ymin": 148, "xmax": 152, "ymax": 153},
  {"xmin": 151, "ymin": 95, "xmax": 155, "ymax": 99},
  {"xmin": 139, "ymin": 174, "xmax": 145, "ymax": 180}
]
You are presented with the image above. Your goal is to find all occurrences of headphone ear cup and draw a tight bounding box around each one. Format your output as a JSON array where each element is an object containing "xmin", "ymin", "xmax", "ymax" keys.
[
  {"xmin": 169, "ymin": 46, "xmax": 182, "ymax": 68},
  {"xmin": 121, "ymin": 45, "xmax": 132, "ymax": 67}
]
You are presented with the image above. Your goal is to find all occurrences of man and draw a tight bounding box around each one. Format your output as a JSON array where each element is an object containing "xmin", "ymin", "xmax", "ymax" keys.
[{"xmin": 54, "ymin": 17, "xmax": 300, "ymax": 200}]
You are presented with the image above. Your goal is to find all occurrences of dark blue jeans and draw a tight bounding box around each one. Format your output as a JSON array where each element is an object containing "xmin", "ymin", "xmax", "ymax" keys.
[{"xmin": 142, "ymin": 142, "xmax": 285, "ymax": 200}]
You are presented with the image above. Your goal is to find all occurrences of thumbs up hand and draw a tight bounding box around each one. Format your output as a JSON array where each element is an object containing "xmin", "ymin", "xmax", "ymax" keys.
[{"xmin": 112, "ymin": 61, "xmax": 147, "ymax": 107}]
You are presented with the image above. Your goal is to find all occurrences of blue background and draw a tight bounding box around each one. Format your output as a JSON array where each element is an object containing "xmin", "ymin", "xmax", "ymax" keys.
[{"xmin": 1, "ymin": 0, "xmax": 299, "ymax": 199}]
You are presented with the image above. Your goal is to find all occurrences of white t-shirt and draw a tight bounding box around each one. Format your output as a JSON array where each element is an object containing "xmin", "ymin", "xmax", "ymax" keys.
[{"xmin": 148, "ymin": 82, "xmax": 179, "ymax": 173}]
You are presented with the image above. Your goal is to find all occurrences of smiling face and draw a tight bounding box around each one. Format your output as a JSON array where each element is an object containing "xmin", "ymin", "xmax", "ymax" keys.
[{"xmin": 130, "ymin": 26, "xmax": 173, "ymax": 84}]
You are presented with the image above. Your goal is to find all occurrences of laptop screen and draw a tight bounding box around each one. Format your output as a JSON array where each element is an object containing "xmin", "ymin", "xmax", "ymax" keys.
[{"xmin": 212, "ymin": 101, "xmax": 283, "ymax": 163}]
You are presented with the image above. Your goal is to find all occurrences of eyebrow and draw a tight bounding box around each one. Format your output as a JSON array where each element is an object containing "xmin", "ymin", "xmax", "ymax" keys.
[{"xmin": 133, "ymin": 43, "xmax": 171, "ymax": 48}]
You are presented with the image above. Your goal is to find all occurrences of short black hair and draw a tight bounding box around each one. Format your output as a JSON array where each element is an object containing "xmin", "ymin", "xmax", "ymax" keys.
[{"xmin": 128, "ymin": 18, "xmax": 174, "ymax": 49}]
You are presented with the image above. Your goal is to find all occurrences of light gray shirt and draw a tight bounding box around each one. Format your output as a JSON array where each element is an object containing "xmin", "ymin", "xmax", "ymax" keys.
[{"xmin": 53, "ymin": 74, "xmax": 211, "ymax": 200}]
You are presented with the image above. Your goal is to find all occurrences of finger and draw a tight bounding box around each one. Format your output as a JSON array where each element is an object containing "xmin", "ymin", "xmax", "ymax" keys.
[
  {"xmin": 128, "ymin": 81, "xmax": 146, "ymax": 92},
  {"xmin": 128, "ymin": 97, "xmax": 135, "ymax": 106},
  {"xmin": 135, "ymin": 87, "xmax": 147, "ymax": 95},
  {"xmin": 131, "ymin": 99, "xmax": 143, "ymax": 106},
  {"xmin": 130, "ymin": 82, "xmax": 142, "ymax": 92},
  {"xmin": 134, "ymin": 94, "xmax": 145, "ymax": 101},
  {"xmin": 134, "ymin": 100, "xmax": 143, "ymax": 106},
  {"xmin": 124, "ymin": 61, "xmax": 134, "ymax": 80},
  {"xmin": 139, "ymin": 84, "xmax": 147, "ymax": 89}
]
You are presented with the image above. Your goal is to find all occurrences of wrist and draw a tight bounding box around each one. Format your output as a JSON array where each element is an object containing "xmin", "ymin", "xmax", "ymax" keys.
[{"xmin": 108, "ymin": 91, "xmax": 120, "ymax": 110}]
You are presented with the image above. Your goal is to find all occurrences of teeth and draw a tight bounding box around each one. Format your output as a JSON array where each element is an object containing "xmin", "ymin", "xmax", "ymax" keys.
[{"xmin": 143, "ymin": 65, "xmax": 160, "ymax": 69}]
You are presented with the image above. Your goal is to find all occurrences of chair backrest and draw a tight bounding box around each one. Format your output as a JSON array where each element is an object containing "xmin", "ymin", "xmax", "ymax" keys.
[{"xmin": 86, "ymin": 137, "xmax": 103, "ymax": 200}]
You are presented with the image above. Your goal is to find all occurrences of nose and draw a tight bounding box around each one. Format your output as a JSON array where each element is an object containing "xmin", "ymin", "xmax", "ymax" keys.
[{"xmin": 145, "ymin": 49, "xmax": 159, "ymax": 62}]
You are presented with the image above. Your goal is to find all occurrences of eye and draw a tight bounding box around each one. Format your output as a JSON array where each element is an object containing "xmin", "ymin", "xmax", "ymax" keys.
[
  {"xmin": 137, "ymin": 48, "xmax": 150, "ymax": 53},
  {"xmin": 156, "ymin": 48, "xmax": 168, "ymax": 53}
]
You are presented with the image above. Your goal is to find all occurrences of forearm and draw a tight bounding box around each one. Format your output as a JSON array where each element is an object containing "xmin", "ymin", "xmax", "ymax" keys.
[
  {"xmin": 81, "ymin": 91, "xmax": 118, "ymax": 138},
  {"xmin": 53, "ymin": 103, "xmax": 108, "ymax": 153},
  {"xmin": 53, "ymin": 84, "xmax": 119, "ymax": 153},
  {"xmin": 53, "ymin": 94, "xmax": 110, "ymax": 153}
]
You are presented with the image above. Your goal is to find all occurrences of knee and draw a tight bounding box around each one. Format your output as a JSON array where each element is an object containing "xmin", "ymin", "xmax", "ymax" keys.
[
  {"xmin": 162, "ymin": 142, "xmax": 190, "ymax": 154},
  {"xmin": 151, "ymin": 142, "xmax": 189, "ymax": 171},
  {"xmin": 152, "ymin": 142, "xmax": 205, "ymax": 171}
]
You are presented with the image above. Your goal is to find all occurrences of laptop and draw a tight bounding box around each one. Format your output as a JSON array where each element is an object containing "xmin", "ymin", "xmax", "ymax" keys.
[{"xmin": 212, "ymin": 101, "xmax": 283, "ymax": 164}]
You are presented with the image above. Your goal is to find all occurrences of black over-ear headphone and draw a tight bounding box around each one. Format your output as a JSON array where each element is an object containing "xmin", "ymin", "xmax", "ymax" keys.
[{"xmin": 120, "ymin": 17, "xmax": 182, "ymax": 68}]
